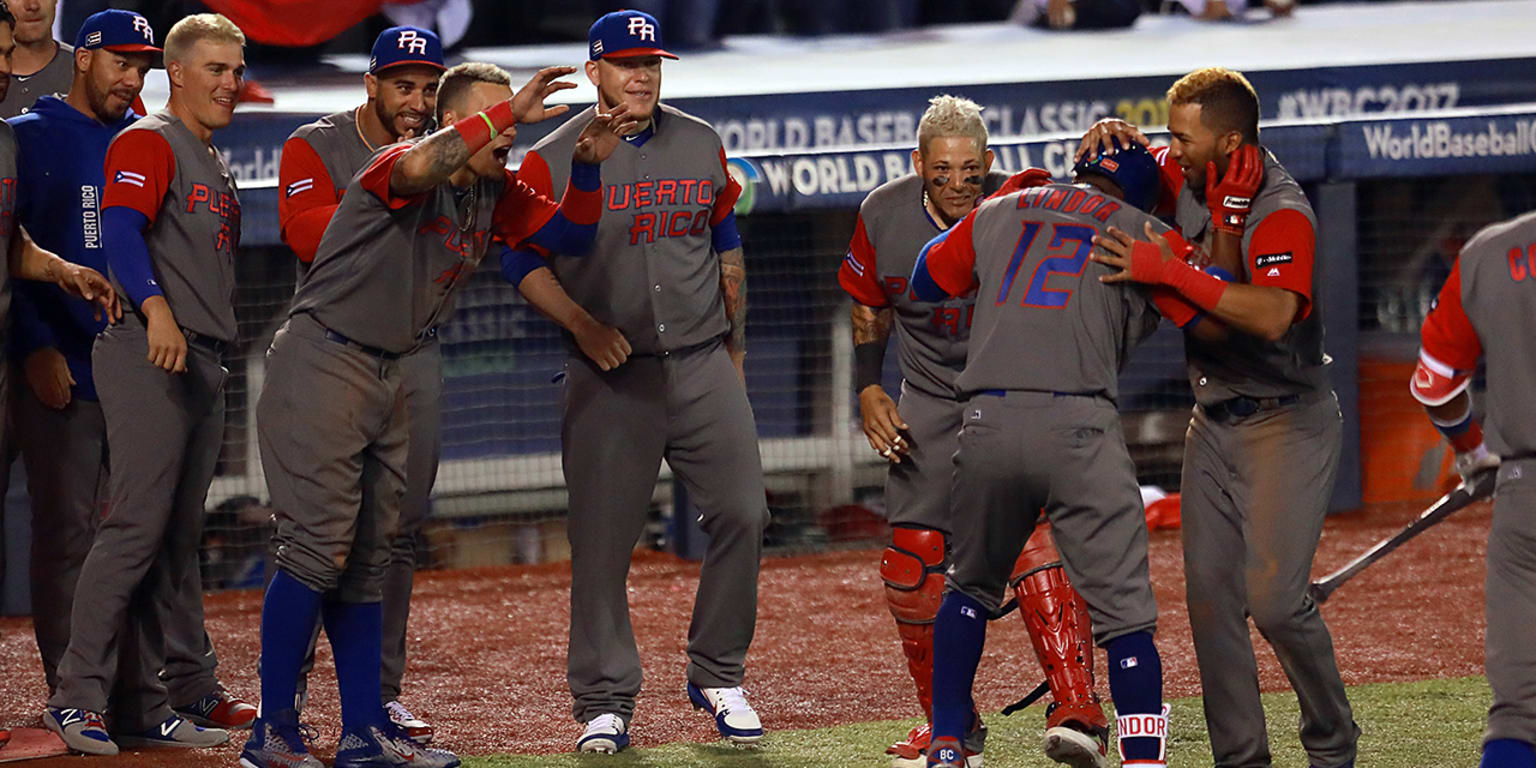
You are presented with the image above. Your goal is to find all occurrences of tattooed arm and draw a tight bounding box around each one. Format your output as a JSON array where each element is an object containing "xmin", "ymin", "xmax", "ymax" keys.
[
  {"xmin": 852, "ymin": 303, "xmax": 907, "ymax": 462},
  {"xmin": 720, "ymin": 247, "xmax": 747, "ymax": 367}
]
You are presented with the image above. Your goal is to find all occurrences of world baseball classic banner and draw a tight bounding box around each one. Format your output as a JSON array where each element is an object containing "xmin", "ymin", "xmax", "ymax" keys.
[{"xmin": 1332, "ymin": 107, "xmax": 1536, "ymax": 179}]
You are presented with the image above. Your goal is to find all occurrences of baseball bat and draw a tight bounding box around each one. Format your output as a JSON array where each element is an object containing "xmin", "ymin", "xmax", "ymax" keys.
[{"xmin": 1307, "ymin": 468, "xmax": 1497, "ymax": 605}]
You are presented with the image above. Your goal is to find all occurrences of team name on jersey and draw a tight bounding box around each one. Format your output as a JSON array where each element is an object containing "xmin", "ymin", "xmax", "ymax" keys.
[
  {"xmin": 881, "ymin": 274, "xmax": 975, "ymax": 338},
  {"xmin": 0, "ymin": 177, "xmax": 14, "ymax": 238},
  {"xmin": 607, "ymin": 178, "xmax": 719, "ymax": 246},
  {"xmin": 185, "ymin": 183, "xmax": 240, "ymax": 256},
  {"xmin": 418, "ymin": 215, "xmax": 490, "ymax": 272},
  {"xmin": 1015, "ymin": 186, "xmax": 1121, "ymax": 223}
]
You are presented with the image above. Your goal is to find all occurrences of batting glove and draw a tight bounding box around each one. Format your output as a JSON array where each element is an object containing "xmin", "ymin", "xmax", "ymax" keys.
[{"xmin": 1206, "ymin": 144, "xmax": 1263, "ymax": 236}]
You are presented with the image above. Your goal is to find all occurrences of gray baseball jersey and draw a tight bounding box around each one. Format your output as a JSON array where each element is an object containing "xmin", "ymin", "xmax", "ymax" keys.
[
  {"xmin": 1417, "ymin": 211, "xmax": 1536, "ymax": 748},
  {"xmin": 1418, "ymin": 210, "xmax": 1536, "ymax": 457},
  {"xmin": 291, "ymin": 141, "xmax": 561, "ymax": 353},
  {"xmin": 838, "ymin": 171, "xmax": 1009, "ymax": 400},
  {"xmin": 0, "ymin": 42, "xmax": 74, "ymax": 118},
  {"xmin": 521, "ymin": 104, "xmax": 740, "ymax": 355},
  {"xmin": 924, "ymin": 182, "xmax": 1163, "ymax": 399},
  {"xmin": 1175, "ymin": 149, "xmax": 1328, "ymax": 405},
  {"xmin": 103, "ymin": 110, "xmax": 241, "ymax": 342}
]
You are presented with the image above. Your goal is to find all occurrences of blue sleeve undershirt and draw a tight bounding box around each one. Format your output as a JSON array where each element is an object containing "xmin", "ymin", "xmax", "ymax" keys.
[{"xmin": 102, "ymin": 206, "xmax": 161, "ymax": 309}]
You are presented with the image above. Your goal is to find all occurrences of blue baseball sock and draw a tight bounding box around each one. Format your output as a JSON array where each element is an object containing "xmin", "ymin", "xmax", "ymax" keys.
[
  {"xmin": 1482, "ymin": 739, "xmax": 1536, "ymax": 768},
  {"xmin": 1106, "ymin": 631, "xmax": 1164, "ymax": 762},
  {"xmin": 323, "ymin": 599, "xmax": 387, "ymax": 733},
  {"xmin": 259, "ymin": 570, "xmax": 322, "ymax": 723},
  {"xmin": 931, "ymin": 591, "xmax": 988, "ymax": 742}
]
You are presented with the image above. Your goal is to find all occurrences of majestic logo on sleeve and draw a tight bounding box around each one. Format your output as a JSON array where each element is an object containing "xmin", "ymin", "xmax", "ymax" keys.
[
  {"xmin": 114, "ymin": 170, "xmax": 146, "ymax": 188},
  {"xmin": 627, "ymin": 17, "xmax": 656, "ymax": 40},
  {"xmin": 397, "ymin": 30, "xmax": 428, "ymax": 55}
]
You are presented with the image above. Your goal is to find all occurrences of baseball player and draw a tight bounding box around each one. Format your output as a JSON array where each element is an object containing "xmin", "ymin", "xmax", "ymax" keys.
[
  {"xmin": 838, "ymin": 94, "xmax": 1109, "ymax": 768},
  {"xmin": 510, "ymin": 9, "xmax": 770, "ymax": 753},
  {"xmin": 277, "ymin": 24, "xmax": 446, "ymax": 743},
  {"xmin": 0, "ymin": 0, "xmax": 71, "ymax": 117},
  {"xmin": 41, "ymin": 12, "xmax": 249, "ymax": 757},
  {"xmin": 911, "ymin": 146, "xmax": 1172, "ymax": 768},
  {"xmin": 1410, "ymin": 210, "xmax": 1535, "ymax": 768},
  {"xmin": 1084, "ymin": 67, "xmax": 1359, "ymax": 768},
  {"xmin": 244, "ymin": 62, "xmax": 631, "ymax": 768}
]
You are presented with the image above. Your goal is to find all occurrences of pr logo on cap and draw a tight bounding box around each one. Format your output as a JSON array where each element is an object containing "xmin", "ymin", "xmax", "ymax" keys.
[
  {"xmin": 627, "ymin": 16, "xmax": 656, "ymax": 41},
  {"xmin": 397, "ymin": 29, "xmax": 428, "ymax": 55}
]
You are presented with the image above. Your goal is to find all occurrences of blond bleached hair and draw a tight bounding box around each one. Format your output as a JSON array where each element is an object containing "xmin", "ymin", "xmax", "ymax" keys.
[
  {"xmin": 164, "ymin": 13, "xmax": 245, "ymax": 65},
  {"xmin": 1167, "ymin": 67, "xmax": 1260, "ymax": 142},
  {"xmin": 436, "ymin": 62, "xmax": 512, "ymax": 124},
  {"xmin": 917, "ymin": 94, "xmax": 988, "ymax": 155}
]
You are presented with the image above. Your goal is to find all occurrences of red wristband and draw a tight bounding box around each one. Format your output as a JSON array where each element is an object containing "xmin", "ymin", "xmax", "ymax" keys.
[
  {"xmin": 1149, "ymin": 286, "xmax": 1200, "ymax": 327},
  {"xmin": 452, "ymin": 100, "xmax": 516, "ymax": 155},
  {"xmin": 1160, "ymin": 257, "xmax": 1229, "ymax": 313}
]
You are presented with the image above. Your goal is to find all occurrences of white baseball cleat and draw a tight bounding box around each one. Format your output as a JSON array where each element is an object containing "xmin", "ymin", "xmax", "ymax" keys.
[
  {"xmin": 578, "ymin": 713, "xmax": 630, "ymax": 754},
  {"xmin": 687, "ymin": 684, "xmax": 763, "ymax": 744}
]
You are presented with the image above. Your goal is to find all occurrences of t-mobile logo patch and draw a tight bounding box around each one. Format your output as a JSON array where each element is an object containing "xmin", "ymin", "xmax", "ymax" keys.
[
  {"xmin": 397, "ymin": 30, "xmax": 428, "ymax": 55},
  {"xmin": 627, "ymin": 17, "xmax": 656, "ymax": 41}
]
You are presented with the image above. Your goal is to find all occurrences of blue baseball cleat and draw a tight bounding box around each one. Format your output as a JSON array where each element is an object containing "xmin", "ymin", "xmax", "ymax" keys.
[
  {"xmin": 687, "ymin": 683, "xmax": 763, "ymax": 744},
  {"xmin": 334, "ymin": 722, "xmax": 460, "ymax": 768}
]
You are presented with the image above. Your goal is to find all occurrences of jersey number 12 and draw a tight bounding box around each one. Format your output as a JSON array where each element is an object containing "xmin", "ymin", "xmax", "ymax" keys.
[{"xmin": 995, "ymin": 221, "xmax": 1096, "ymax": 309}]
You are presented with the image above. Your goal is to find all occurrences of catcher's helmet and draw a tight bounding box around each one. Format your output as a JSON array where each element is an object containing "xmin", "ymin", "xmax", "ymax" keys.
[{"xmin": 1072, "ymin": 142, "xmax": 1160, "ymax": 213}]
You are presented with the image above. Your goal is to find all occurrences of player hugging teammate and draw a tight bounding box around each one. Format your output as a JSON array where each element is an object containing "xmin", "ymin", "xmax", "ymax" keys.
[{"xmin": 840, "ymin": 95, "xmax": 1113, "ymax": 768}]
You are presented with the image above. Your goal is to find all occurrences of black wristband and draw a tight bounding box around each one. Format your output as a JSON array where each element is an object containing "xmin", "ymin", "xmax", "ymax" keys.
[{"xmin": 854, "ymin": 341, "xmax": 885, "ymax": 394}]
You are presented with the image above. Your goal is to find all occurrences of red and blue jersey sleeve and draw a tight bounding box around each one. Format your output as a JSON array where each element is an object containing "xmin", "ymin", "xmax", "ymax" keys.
[
  {"xmin": 277, "ymin": 135, "xmax": 341, "ymax": 262},
  {"xmin": 711, "ymin": 148, "xmax": 742, "ymax": 226},
  {"xmin": 1411, "ymin": 258, "xmax": 1482, "ymax": 406},
  {"xmin": 358, "ymin": 143, "xmax": 426, "ymax": 210},
  {"xmin": 1247, "ymin": 207, "xmax": 1316, "ymax": 320},
  {"xmin": 924, "ymin": 209, "xmax": 980, "ymax": 297},
  {"xmin": 102, "ymin": 129, "xmax": 175, "ymax": 224},
  {"xmin": 838, "ymin": 214, "xmax": 888, "ymax": 308}
]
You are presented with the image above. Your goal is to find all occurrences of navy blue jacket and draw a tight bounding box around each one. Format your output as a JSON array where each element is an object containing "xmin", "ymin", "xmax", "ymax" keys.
[{"xmin": 8, "ymin": 96, "xmax": 138, "ymax": 402}]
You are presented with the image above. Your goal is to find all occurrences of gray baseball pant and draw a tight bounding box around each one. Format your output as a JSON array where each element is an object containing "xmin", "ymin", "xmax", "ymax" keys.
[
  {"xmin": 260, "ymin": 313, "xmax": 407, "ymax": 603},
  {"xmin": 12, "ymin": 384, "xmax": 107, "ymax": 695},
  {"xmin": 48, "ymin": 319, "xmax": 227, "ymax": 731},
  {"xmin": 563, "ymin": 340, "xmax": 769, "ymax": 724},
  {"xmin": 1485, "ymin": 457, "xmax": 1536, "ymax": 748},
  {"xmin": 291, "ymin": 337, "xmax": 438, "ymax": 707},
  {"xmin": 885, "ymin": 383, "xmax": 961, "ymax": 532},
  {"xmin": 1180, "ymin": 393, "xmax": 1358, "ymax": 768},
  {"xmin": 945, "ymin": 391, "xmax": 1157, "ymax": 644}
]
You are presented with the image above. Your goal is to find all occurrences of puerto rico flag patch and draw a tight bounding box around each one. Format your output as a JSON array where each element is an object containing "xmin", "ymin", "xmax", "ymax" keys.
[
  {"xmin": 286, "ymin": 178, "xmax": 315, "ymax": 198},
  {"xmin": 114, "ymin": 170, "xmax": 146, "ymax": 188}
]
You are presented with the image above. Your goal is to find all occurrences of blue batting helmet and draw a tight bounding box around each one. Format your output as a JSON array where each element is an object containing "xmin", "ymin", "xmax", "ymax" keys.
[{"xmin": 1072, "ymin": 142, "xmax": 1160, "ymax": 213}]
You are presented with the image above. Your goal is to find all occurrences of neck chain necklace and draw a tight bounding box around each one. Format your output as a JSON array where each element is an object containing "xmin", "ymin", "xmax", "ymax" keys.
[{"xmin": 354, "ymin": 106, "xmax": 377, "ymax": 152}]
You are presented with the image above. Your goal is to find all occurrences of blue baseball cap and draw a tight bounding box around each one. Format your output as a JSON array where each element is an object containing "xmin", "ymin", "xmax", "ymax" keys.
[
  {"xmin": 370, "ymin": 26, "xmax": 445, "ymax": 75},
  {"xmin": 589, "ymin": 10, "xmax": 678, "ymax": 62},
  {"xmin": 1073, "ymin": 142, "xmax": 1161, "ymax": 213},
  {"xmin": 75, "ymin": 9, "xmax": 163, "ymax": 66}
]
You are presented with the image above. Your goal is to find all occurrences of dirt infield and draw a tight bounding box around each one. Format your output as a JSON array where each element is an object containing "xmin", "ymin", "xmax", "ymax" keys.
[{"xmin": 0, "ymin": 498, "xmax": 1491, "ymax": 765}]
